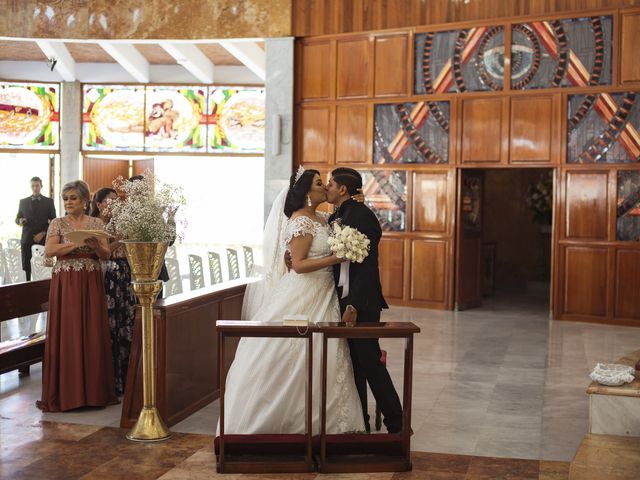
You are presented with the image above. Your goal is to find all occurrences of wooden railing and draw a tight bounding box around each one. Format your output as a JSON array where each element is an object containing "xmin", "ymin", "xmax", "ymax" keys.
[{"xmin": 120, "ymin": 278, "xmax": 253, "ymax": 429}]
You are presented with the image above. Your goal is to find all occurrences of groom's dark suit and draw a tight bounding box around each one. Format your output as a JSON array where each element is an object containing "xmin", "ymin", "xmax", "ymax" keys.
[{"xmin": 329, "ymin": 199, "xmax": 403, "ymax": 433}]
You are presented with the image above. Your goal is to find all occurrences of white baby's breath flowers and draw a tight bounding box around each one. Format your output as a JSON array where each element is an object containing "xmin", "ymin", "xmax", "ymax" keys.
[
  {"xmin": 105, "ymin": 170, "xmax": 186, "ymax": 243},
  {"xmin": 328, "ymin": 223, "xmax": 370, "ymax": 263}
]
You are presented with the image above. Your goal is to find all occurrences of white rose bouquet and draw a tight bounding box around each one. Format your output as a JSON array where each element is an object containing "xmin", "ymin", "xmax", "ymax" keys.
[{"xmin": 327, "ymin": 223, "xmax": 370, "ymax": 263}]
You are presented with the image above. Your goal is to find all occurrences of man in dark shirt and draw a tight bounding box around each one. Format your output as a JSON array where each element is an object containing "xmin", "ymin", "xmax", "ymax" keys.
[
  {"xmin": 15, "ymin": 176, "xmax": 56, "ymax": 281},
  {"xmin": 326, "ymin": 167, "xmax": 403, "ymax": 434}
]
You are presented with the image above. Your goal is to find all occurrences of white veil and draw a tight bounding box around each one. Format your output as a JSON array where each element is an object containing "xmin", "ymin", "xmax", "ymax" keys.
[{"xmin": 241, "ymin": 186, "xmax": 289, "ymax": 320}]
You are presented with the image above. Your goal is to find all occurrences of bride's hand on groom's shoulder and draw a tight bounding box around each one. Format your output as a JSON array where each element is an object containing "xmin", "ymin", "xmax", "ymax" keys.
[{"xmin": 351, "ymin": 188, "xmax": 365, "ymax": 203}]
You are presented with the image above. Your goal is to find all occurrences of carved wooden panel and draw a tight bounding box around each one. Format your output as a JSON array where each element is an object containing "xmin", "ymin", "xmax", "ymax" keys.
[
  {"xmin": 379, "ymin": 238, "xmax": 404, "ymax": 300},
  {"xmin": 620, "ymin": 12, "xmax": 640, "ymax": 84},
  {"xmin": 615, "ymin": 249, "xmax": 640, "ymax": 319},
  {"xmin": 510, "ymin": 95, "xmax": 555, "ymax": 163},
  {"xmin": 563, "ymin": 246, "xmax": 608, "ymax": 316},
  {"xmin": 335, "ymin": 104, "xmax": 369, "ymax": 163},
  {"xmin": 299, "ymin": 106, "xmax": 332, "ymax": 164},
  {"xmin": 411, "ymin": 239, "xmax": 448, "ymax": 304},
  {"xmin": 412, "ymin": 171, "xmax": 450, "ymax": 233},
  {"xmin": 460, "ymin": 97, "xmax": 503, "ymax": 163},
  {"xmin": 300, "ymin": 41, "xmax": 333, "ymax": 100},
  {"xmin": 565, "ymin": 171, "xmax": 609, "ymax": 240},
  {"xmin": 336, "ymin": 37, "xmax": 370, "ymax": 98},
  {"xmin": 374, "ymin": 34, "xmax": 408, "ymax": 97}
]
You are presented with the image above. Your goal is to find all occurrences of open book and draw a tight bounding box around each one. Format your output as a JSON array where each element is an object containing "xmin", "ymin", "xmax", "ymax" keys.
[
  {"xmin": 283, "ymin": 314, "xmax": 309, "ymax": 327},
  {"xmin": 63, "ymin": 229, "xmax": 111, "ymax": 246}
]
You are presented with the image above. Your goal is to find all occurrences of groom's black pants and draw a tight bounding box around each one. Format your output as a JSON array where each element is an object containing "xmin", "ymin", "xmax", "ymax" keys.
[{"xmin": 344, "ymin": 307, "xmax": 403, "ymax": 433}]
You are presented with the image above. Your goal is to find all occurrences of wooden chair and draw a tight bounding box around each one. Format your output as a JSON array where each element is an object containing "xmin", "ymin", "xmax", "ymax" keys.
[
  {"xmin": 4, "ymin": 249, "xmax": 26, "ymax": 284},
  {"xmin": 226, "ymin": 248, "xmax": 240, "ymax": 280},
  {"xmin": 208, "ymin": 252, "xmax": 223, "ymax": 285},
  {"xmin": 242, "ymin": 246, "xmax": 254, "ymax": 276},
  {"xmin": 164, "ymin": 258, "xmax": 183, "ymax": 298},
  {"xmin": 188, "ymin": 254, "xmax": 205, "ymax": 290}
]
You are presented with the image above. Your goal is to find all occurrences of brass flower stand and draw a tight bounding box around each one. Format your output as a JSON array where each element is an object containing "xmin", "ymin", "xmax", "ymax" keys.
[{"xmin": 124, "ymin": 242, "xmax": 171, "ymax": 442}]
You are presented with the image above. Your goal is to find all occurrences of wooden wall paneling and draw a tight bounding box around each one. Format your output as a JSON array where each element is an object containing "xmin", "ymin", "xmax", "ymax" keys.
[
  {"xmin": 460, "ymin": 96, "xmax": 505, "ymax": 164},
  {"xmin": 379, "ymin": 237, "xmax": 405, "ymax": 300},
  {"xmin": 614, "ymin": 248, "xmax": 640, "ymax": 319},
  {"xmin": 620, "ymin": 10, "xmax": 640, "ymax": 84},
  {"xmin": 82, "ymin": 156, "xmax": 130, "ymax": 194},
  {"xmin": 132, "ymin": 158, "xmax": 154, "ymax": 177},
  {"xmin": 412, "ymin": 170, "xmax": 450, "ymax": 233},
  {"xmin": 334, "ymin": 103, "xmax": 370, "ymax": 163},
  {"xmin": 373, "ymin": 32, "xmax": 409, "ymax": 97},
  {"xmin": 562, "ymin": 246, "xmax": 609, "ymax": 317},
  {"xmin": 292, "ymin": 1, "xmax": 635, "ymax": 36},
  {"xmin": 298, "ymin": 39, "xmax": 335, "ymax": 101},
  {"xmin": 564, "ymin": 170, "xmax": 609, "ymax": 240},
  {"xmin": 410, "ymin": 239, "xmax": 449, "ymax": 305},
  {"xmin": 336, "ymin": 36, "xmax": 372, "ymax": 99},
  {"xmin": 298, "ymin": 104, "xmax": 334, "ymax": 164},
  {"xmin": 509, "ymin": 95, "xmax": 555, "ymax": 163}
]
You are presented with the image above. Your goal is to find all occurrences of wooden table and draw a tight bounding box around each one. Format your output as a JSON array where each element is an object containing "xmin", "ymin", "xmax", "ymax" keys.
[
  {"xmin": 216, "ymin": 321, "xmax": 315, "ymax": 474},
  {"xmin": 316, "ymin": 321, "xmax": 420, "ymax": 473}
]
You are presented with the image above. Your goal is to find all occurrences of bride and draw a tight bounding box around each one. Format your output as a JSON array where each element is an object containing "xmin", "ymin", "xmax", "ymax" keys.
[{"xmin": 219, "ymin": 168, "xmax": 365, "ymax": 435}]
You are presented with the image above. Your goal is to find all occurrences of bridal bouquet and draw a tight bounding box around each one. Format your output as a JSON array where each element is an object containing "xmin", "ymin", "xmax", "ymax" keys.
[
  {"xmin": 327, "ymin": 223, "xmax": 370, "ymax": 263},
  {"xmin": 105, "ymin": 170, "xmax": 186, "ymax": 242}
]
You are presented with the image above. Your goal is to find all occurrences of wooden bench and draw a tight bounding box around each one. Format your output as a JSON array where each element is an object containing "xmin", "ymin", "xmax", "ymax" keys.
[{"xmin": 0, "ymin": 279, "xmax": 50, "ymax": 376}]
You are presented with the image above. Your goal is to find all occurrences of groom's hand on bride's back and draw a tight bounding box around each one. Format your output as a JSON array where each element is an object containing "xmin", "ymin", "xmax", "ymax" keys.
[{"xmin": 284, "ymin": 251, "xmax": 293, "ymax": 271}]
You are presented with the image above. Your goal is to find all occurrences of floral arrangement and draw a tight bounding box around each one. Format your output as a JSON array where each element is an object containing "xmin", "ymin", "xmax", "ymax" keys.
[
  {"xmin": 327, "ymin": 223, "xmax": 370, "ymax": 263},
  {"xmin": 105, "ymin": 170, "xmax": 186, "ymax": 243},
  {"xmin": 526, "ymin": 172, "xmax": 553, "ymax": 225}
]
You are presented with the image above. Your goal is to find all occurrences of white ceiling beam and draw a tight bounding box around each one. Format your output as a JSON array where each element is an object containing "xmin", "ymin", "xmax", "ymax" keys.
[
  {"xmin": 35, "ymin": 40, "xmax": 76, "ymax": 81},
  {"xmin": 218, "ymin": 41, "xmax": 265, "ymax": 81},
  {"xmin": 97, "ymin": 41, "xmax": 149, "ymax": 83},
  {"xmin": 159, "ymin": 42, "xmax": 214, "ymax": 84}
]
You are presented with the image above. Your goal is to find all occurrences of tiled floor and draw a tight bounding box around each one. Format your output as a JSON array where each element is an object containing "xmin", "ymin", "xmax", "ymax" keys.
[{"xmin": 2, "ymin": 292, "xmax": 640, "ymax": 478}]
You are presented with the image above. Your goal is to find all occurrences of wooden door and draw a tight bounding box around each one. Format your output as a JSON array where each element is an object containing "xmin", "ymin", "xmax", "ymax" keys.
[
  {"xmin": 455, "ymin": 169, "xmax": 484, "ymax": 310},
  {"xmin": 82, "ymin": 156, "xmax": 130, "ymax": 195}
]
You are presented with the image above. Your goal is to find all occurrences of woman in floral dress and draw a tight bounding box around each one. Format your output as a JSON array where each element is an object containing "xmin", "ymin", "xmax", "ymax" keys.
[
  {"xmin": 91, "ymin": 187, "xmax": 137, "ymax": 397},
  {"xmin": 37, "ymin": 181, "xmax": 117, "ymax": 412}
]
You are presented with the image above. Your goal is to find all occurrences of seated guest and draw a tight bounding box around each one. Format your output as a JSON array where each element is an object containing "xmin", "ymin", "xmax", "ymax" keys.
[
  {"xmin": 91, "ymin": 187, "xmax": 137, "ymax": 397},
  {"xmin": 37, "ymin": 180, "xmax": 118, "ymax": 412}
]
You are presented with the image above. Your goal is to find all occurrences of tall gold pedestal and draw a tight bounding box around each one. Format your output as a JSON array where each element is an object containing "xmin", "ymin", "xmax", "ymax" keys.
[{"xmin": 124, "ymin": 242, "xmax": 171, "ymax": 442}]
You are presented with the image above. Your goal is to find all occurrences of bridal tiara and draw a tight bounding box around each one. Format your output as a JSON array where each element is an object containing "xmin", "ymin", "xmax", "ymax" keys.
[{"xmin": 293, "ymin": 165, "xmax": 305, "ymax": 184}]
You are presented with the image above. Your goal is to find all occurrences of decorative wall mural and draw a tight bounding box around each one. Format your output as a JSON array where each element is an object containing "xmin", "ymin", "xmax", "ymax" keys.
[
  {"xmin": 83, "ymin": 85, "xmax": 145, "ymax": 151},
  {"xmin": 415, "ymin": 27, "xmax": 504, "ymax": 93},
  {"xmin": 374, "ymin": 102, "xmax": 449, "ymax": 164},
  {"xmin": 208, "ymin": 87, "xmax": 265, "ymax": 153},
  {"xmin": 617, "ymin": 171, "xmax": 640, "ymax": 241},
  {"xmin": 568, "ymin": 92, "xmax": 640, "ymax": 164},
  {"xmin": 359, "ymin": 170, "xmax": 407, "ymax": 232},
  {"xmin": 144, "ymin": 86, "xmax": 206, "ymax": 152},
  {"xmin": 511, "ymin": 16, "xmax": 612, "ymax": 90},
  {"xmin": 0, "ymin": 82, "xmax": 59, "ymax": 149},
  {"xmin": 414, "ymin": 16, "xmax": 611, "ymax": 94}
]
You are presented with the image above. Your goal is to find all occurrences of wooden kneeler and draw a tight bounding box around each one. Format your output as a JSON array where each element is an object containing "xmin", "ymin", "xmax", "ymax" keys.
[
  {"xmin": 316, "ymin": 321, "xmax": 420, "ymax": 473},
  {"xmin": 215, "ymin": 321, "xmax": 315, "ymax": 474}
]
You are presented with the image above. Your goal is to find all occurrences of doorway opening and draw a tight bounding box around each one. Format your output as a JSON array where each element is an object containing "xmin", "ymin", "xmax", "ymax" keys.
[{"xmin": 455, "ymin": 168, "xmax": 554, "ymax": 311}]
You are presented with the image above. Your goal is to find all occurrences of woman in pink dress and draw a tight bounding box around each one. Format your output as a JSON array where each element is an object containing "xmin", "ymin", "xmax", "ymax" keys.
[{"xmin": 37, "ymin": 180, "xmax": 118, "ymax": 412}]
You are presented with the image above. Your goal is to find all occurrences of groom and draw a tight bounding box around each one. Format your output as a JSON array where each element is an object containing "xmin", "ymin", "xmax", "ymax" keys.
[{"xmin": 326, "ymin": 167, "xmax": 403, "ymax": 434}]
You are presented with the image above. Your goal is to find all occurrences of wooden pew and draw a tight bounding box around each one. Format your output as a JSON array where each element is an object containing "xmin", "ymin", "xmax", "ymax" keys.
[
  {"xmin": 0, "ymin": 279, "xmax": 50, "ymax": 376},
  {"xmin": 120, "ymin": 279, "xmax": 252, "ymax": 429}
]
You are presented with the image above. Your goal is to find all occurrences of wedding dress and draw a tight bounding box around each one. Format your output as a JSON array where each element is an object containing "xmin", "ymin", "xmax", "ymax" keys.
[{"xmin": 218, "ymin": 189, "xmax": 365, "ymax": 435}]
